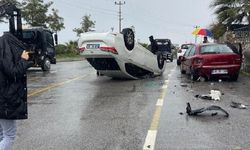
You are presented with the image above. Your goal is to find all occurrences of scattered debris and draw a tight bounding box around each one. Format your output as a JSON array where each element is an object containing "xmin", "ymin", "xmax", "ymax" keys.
[
  {"xmin": 195, "ymin": 94, "xmax": 212, "ymax": 100},
  {"xmin": 186, "ymin": 102, "xmax": 229, "ymax": 117},
  {"xmin": 210, "ymin": 90, "xmax": 221, "ymax": 101},
  {"xmin": 232, "ymin": 145, "xmax": 242, "ymax": 150},
  {"xmin": 230, "ymin": 101, "xmax": 247, "ymax": 109},
  {"xmin": 180, "ymin": 83, "xmax": 188, "ymax": 87},
  {"xmin": 195, "ymin": 90, "xmax": 222, "ymax": 101}
]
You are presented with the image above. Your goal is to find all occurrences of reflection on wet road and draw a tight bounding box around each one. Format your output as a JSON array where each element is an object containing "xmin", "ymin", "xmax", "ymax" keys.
[{"xmin": 11, "ymin": 60, "xmax": 250, "ymax": 150}]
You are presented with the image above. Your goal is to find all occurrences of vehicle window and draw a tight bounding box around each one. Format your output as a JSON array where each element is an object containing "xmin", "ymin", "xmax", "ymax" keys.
[
  {"xmin": 181, "ymin": 44, "xmax": 191, "ymax": 49},
  {"xmin": 155, "ymin": 39, "xmax": 171, "ymax": 52},
  {"xmin": 46, "ymin": 31, "xmax": 54, "ymax": 48},
  {"xmin": 22, "ymin": 31, "xmax": 36, "ymax": 44},
  {"xmin": 188, "ymin": 46, "xmax": 196, "ymax": 56},
  {"xmin": 23, "ymin": 31, "xmax": 35, "ymax": 40},
  {"xmin": 184, "ymin": 48, "xmax": 191, "ymax": 57},
  {"xmin": 200, "ymin": 44, "xmax": 234, "ymax": 54}
]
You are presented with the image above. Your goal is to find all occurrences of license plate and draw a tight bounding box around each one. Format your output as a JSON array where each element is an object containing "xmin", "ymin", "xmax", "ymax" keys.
[
  {"xmin": 211, "ymin": 69, "xmax": 228, "ymax": 74},
  {"xmin": 86, "ymin": 44, "xmax": 100, "ymax": 49}
]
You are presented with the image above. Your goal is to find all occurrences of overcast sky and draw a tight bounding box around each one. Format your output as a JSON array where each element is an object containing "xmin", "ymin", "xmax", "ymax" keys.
[{"xmin": 0, "ymin": 0, "xmax": 216, "ymax": 45}]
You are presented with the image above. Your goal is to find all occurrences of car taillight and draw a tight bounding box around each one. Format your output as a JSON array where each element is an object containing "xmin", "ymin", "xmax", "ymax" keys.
[
  {"xmin": 79, "ymin": 47, "xmax": 85, "ymax": 52},
  {"xmin": 193, "ymin": 58, "xmax": 203, "ymax": 66},
  {"xmin": 99, "ymin": 46, "xmax": 118, "ymax": 54}
]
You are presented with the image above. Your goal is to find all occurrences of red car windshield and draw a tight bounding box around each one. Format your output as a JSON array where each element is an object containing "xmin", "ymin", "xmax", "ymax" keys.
[{"xmin": 200, "ymin": 44, "xmax": 234, "ymax": 54}]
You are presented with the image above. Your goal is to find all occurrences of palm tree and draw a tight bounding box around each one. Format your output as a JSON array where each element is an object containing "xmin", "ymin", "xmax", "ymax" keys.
[
  {"xmin": 65, "ymin": 40, "xmax": 78, "ymax": 54},
  {"xmin": 210, "ymin": 0, "xmax": 250, "ymax": 25}
]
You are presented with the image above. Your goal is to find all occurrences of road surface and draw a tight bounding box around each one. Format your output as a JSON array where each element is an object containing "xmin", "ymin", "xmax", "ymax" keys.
[{"xmin": 12, "ymin": 60, "xmax": 250, "ymax": 150}]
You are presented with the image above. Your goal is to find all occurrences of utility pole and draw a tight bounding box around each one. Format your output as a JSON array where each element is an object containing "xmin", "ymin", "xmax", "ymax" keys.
[
  {"xmin": 194, "ymin": 25, "xmax": 200, "ymax": 43},
  {"xmin": 115, "ymin": 1, "xmax": 125, "ymax": 32}
]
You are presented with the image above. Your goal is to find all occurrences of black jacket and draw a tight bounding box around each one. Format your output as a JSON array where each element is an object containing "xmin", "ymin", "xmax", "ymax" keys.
[{"xmin": 0, "ymin": 33, "xmax": 33, "ymax": 119}]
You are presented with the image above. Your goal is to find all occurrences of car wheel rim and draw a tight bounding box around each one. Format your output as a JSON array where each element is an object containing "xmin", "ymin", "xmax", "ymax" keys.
[
  {"xmin": 45, "ymin": 60, "xmax": 51, "ymax": 69},
  {"xmin": 126, "ymin": 31, "xmax": 134, "ymax": 45}
]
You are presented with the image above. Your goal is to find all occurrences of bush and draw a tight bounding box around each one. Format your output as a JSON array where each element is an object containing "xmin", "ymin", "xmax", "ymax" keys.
[
  {"xmin": 55, "ymin": 44, "xmax": 67, "ymax": 55},
  {"xmin": 55, "ymin": 40, "xmax": 79, "ymax": 56}
]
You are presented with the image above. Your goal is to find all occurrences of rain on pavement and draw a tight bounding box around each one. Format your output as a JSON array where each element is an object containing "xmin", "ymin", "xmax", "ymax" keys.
[{"xmin": 12, "ymin": 60, "xmax": 250, "ymax": 150}]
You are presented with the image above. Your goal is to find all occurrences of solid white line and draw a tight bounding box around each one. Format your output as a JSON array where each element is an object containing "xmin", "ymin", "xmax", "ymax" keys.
[{"xmin": 143, "ymin": 130, "xmax": 157, "ymax": 150}]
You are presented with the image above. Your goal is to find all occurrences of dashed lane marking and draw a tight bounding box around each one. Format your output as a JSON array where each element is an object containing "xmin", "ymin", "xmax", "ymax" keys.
[
  {"xmin": 156, "ymin": 98, "xmax": 164, "ymax": 106},
  {"xmin": 143, "ymin": 130, "xmax": 157, "ymax": 150},
  {"xmin": 143, "ymin": 74, "xmax": 172, "ymax": 150},
  {"xmin": 28, "ymin": 74, "xmax": 89, "ymax": 97}
]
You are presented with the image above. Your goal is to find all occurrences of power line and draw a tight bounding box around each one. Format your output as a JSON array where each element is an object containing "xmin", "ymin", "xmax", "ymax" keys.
[
  {"xmin": 59, "ymin": 0, "xmax": 117, "ymax": 16},
  {"xmin": 115, "ymin": 1, "xmax": 125, "ymax": 32}
]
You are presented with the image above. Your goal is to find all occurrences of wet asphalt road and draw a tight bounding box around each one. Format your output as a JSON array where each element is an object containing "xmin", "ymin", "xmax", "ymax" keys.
[{"xmin": 11, "ymin": 60, "xmax": 250, "ymax": 150}]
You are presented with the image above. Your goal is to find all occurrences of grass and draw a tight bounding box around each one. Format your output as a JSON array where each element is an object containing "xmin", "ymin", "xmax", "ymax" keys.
[
  {"xmin": 56, "ymin": 53, "xmax": 85, "ymax": 62},
  {"xmin": 240, "ymin": 70, "xmax": 250, "ymax": 77}
]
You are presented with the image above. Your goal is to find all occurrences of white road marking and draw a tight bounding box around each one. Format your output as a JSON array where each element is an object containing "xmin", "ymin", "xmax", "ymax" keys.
[
  {"xmin": 156, "ymin": 98, "xmax": 164, "ymax": 106},
  {"xmin": 162, "ymin": 84, "xmax": 168, "ymax": 89},
  {"xmin": 143, "ymin": 130, "xmax": 157, "ymax": 150},
  {"xmin": 143, "ymin": 71, "xmax": 173, "ymax": 150}
]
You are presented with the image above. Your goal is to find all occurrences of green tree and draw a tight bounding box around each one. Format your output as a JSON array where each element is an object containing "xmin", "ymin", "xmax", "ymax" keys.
[
  {"xmin": 209, "ymin": 23, "xmax": 227, "ymax": 40},
  {"xmin": 73, "ymin": 15, "xmax": 95, "ymax": 37},
  {"xmin": 65, "ymin": 40, "xmax": 78, "ymax": 54},
  {"xmin": 47, "ymin": 8, "xmax": 65, "ymax": 33},
  {"xmin": 210, "ymin": 0, "xmax": 250, "ymax": 25},
  {"xmin": 0, "ymin": 0, "xmax": 20, "ymax": 22},
  {"xmin": 21, "ymin": 0, "xmax": 53, "ymax": 26},
  {"xmin": 21, "ymin": 0, "xmax": 64, "ymax": 31}
]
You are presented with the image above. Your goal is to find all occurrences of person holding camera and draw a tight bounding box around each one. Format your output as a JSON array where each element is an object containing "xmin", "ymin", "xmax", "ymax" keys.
[{"xmin": 0, "ymin": 33, "xmax": 33, "ymax": 150}]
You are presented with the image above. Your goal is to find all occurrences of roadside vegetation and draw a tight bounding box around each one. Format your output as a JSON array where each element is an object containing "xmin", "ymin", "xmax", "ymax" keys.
[
  {"xmin": 55, "ymin": 41, "xmax": 78, "ymax": 59},
  {"xmin": 209, "ymin": 0, "xmax": 250, "ymax": 40},
  {"xmin": 56, "ymin": 14, "xmax": 96, "ymax": 61}
]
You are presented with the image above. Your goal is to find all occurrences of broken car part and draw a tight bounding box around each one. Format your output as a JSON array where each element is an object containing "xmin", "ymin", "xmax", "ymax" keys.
[
  {"xmin": 195, "ymin": 90, "xmax": 221, "ymax": 101},
  {"xmin": 186, "ymin": 102, "xmax": 229, "ymax": 117},
  {"xmin": 230, "ymin": 101, "xmax": 247, "ymax": 109}
]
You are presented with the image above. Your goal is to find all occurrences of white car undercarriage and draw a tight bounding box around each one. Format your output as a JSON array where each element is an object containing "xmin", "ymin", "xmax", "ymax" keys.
[{"xmin": 78, "ymin": 28, "xmax": 166, "ymax": 79}]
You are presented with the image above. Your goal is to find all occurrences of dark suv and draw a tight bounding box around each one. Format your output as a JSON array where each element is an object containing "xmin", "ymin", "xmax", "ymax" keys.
[{"xmin": 155, "ymin": 39, "xmax": 173, "ymax": 62}]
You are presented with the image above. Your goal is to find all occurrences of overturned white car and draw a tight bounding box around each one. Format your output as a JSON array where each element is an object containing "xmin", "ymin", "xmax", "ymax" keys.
[{"xmin": 78, "ymin": 28, "xmax": 166, "ymax": 79}]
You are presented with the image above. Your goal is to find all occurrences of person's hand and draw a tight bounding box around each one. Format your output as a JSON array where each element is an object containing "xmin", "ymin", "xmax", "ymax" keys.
[{"xmin": 21, "ymin": 50, "xmax": 29, "ymax": 60}]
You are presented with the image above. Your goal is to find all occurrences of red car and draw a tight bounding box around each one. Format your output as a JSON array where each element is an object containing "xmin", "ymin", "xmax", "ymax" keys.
[{"xmin": 180, "ymin": 43, "xmax": 242, "ymax": 81}]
